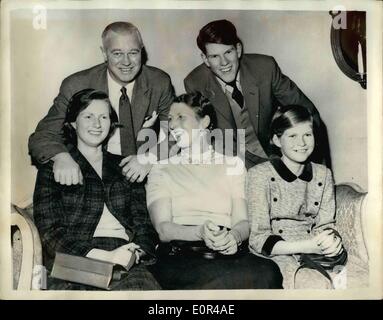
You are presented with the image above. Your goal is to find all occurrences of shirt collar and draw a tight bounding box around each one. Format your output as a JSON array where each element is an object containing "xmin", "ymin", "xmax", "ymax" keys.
[
  {"xmin": 216, "ymin": 72, "xmax": 241, "ymax": 94},
  {"xmin": 107, "ymin": 70, "xmax": 135, "ymax": 98},
  {"xmin": 179, "ymin": 146, "xmax": 215, "ymax": 164},
  {"xmin": 270, "ymin": 156, "xmax": 313, "ymax": 182}
]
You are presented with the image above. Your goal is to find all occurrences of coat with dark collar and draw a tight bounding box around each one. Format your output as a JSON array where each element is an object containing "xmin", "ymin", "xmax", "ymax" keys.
[
  {"xmin": 247, "ymin": 158, "xmax": 335, "ymax": 257},
  {"xmin": 29, "ymin": 63, "xmax": 174, "ymax": 163},
  {"xmin": 184, "ymin": 54, "xmax": 326, "ymax": 163},
  {"xmin": 33, "ymin": 146, "xmax": 158, "ymax": 270}
]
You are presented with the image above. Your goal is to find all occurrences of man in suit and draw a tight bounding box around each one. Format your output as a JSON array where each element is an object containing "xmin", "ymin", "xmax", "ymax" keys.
[
  {"xmin": 29, "ymin": 21, "xmax": 174, "ymax": 184},
  {"xmin": 184, "ymin": 19, "xmax": 330, "ymax": 168}
]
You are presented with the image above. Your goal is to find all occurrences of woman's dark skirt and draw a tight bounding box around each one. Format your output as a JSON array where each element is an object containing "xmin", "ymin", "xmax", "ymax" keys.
[{"xmin": 148, "ymin": 241, "xmax": 283, "ymax": 290}]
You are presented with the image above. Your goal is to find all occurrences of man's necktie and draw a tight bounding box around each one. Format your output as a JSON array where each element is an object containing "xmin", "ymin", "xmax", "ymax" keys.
[
  {"xmin": 119, "ymin": 87, "xmax": 137, "ymax": 156},
  {"xmin": 228, "ymin": 81, "xmax": 244, "ymax": 108}
]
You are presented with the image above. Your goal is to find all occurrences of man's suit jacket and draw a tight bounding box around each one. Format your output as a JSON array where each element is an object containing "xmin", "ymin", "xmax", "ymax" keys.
[
  {"xmin": 184, "ymin": 54, "xmax": 330, "ymax": 166},
  {"xmin": 33, "ymin": 146, "xmax": 158, "ymax": 270},
  {"xmin": 29, "ymin": 63, "xmax": 174, "ymax": 163}
]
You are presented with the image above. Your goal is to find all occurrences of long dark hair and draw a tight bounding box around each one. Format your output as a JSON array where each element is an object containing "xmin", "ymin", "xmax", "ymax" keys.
[{"xmin": 63, "ymin": 88, "xmax": 118, "ymax": 147}]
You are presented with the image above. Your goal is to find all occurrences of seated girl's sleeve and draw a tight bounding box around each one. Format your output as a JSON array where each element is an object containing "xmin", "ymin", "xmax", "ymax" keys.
[
  {"xmin": 129, "ymin": 182, "xmax": 159, "ymax": 262},
  {"xmin": 33, "ymin": 164, "xmax": 96, "ymax": 258},
  {"xmin": 313, "ymin": 168, "xmax": 336, "ymax": 234},
  {"xmin": 145, "ymin": 164, "xmax": 171, "ymax": 206},
  {"xmin": 247, "ymin": 165, "xmax": 284, "ymax": 257}
]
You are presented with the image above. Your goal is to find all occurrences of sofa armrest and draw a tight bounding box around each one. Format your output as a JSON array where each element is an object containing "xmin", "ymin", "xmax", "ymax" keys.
[
  {"xmin": 335, "ymin": 183, "xmax": 368, "ymax": 266},
  {"xmin": 11, "ymin": 203, "xmax": 43, "ymax": 290}
]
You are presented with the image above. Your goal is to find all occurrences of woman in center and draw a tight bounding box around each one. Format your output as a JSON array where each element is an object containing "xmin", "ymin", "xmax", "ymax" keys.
[{"xmin": 146, "ymin": 93, "xmax": 282, "ymax": 289}]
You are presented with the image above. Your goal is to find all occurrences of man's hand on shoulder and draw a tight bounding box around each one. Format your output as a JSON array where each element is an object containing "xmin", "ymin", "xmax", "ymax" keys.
[
  {"xmin": 52, "ymin": 152, "xmax": 83, "ymax": 185},
  {"xmin": 120, "ymin": 155, "xmax": 153, "ymax": 183}
]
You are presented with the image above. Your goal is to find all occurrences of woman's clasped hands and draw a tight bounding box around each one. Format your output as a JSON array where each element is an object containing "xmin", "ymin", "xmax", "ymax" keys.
[{"xmin": 200, "ymin": 220, "xmax": 238, "ymax": 255}]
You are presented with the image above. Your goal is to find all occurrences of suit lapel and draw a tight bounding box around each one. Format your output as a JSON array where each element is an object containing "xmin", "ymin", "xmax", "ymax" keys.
[
  {"xmin": 204, "ymin": 72, "xmax": 236, "ymax": 128},
  {"xmin": 131, "ymin": 67, "xmax": 150, "ymax": 136},
  {"xmin": 91, "ymin": 63, "xmax": 109, "ymax": 95},
  {"xmin": 240, "ymin": 59, "xmax": 260, "ymax": 134}
]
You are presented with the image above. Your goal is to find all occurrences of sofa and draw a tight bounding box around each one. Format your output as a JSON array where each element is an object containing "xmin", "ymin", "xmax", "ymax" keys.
[{"xmin": 11, "ymin": 183, "xmax": 369, "ymax": 290}]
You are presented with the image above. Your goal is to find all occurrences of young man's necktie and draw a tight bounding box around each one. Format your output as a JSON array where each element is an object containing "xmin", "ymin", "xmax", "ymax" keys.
[{"xmin": 228, "ymin": 81, "xmax": 244, "ymax": 108}]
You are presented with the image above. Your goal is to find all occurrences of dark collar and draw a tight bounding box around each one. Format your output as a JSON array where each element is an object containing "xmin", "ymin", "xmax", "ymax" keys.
[
  {"xmin": 270, "ymin": 156, "xmax": 313, "ymax": 182},
  {"xmin": 68, "ymin": 145, "xmax": 124, "ymax": 182}
]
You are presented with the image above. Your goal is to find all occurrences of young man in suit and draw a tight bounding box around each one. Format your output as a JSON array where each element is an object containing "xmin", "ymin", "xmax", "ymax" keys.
[
  {"xmin": 184, "ymin": 19, "xmax": 330, "ymax": 169},
  {"xmin": 29, "ymin": 21, "xmax": 174, "ymax": 185}
]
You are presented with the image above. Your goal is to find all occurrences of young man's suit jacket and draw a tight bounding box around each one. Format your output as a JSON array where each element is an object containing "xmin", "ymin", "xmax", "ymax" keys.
[
  {"xmin": 29, "ymin": 63, "xmax": 174, "ymax": 163},
  {"xmin": 184, "ymin": 54, "xmax": 330, "ymax": 167}
]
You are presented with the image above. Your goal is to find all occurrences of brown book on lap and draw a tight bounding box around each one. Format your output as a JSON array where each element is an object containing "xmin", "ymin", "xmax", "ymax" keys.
[{"xmin": 51, "ymin": 252, "xmax": 135, "ymax": 290}]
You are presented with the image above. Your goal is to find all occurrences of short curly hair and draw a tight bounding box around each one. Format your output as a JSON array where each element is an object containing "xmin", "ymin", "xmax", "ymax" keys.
[{"xmin": 173, "ymin": 92, "xmax": 217, "ymax": 131}]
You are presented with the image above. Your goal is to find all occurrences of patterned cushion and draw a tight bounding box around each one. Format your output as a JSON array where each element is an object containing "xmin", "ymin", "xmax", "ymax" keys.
[
  {"xmin": 335, "ymin": 184, "xmax": 369, "ymax": 288},
  {"xmin": 335, "ymin": 184, "xmax": 368, "ymax": 267}
]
